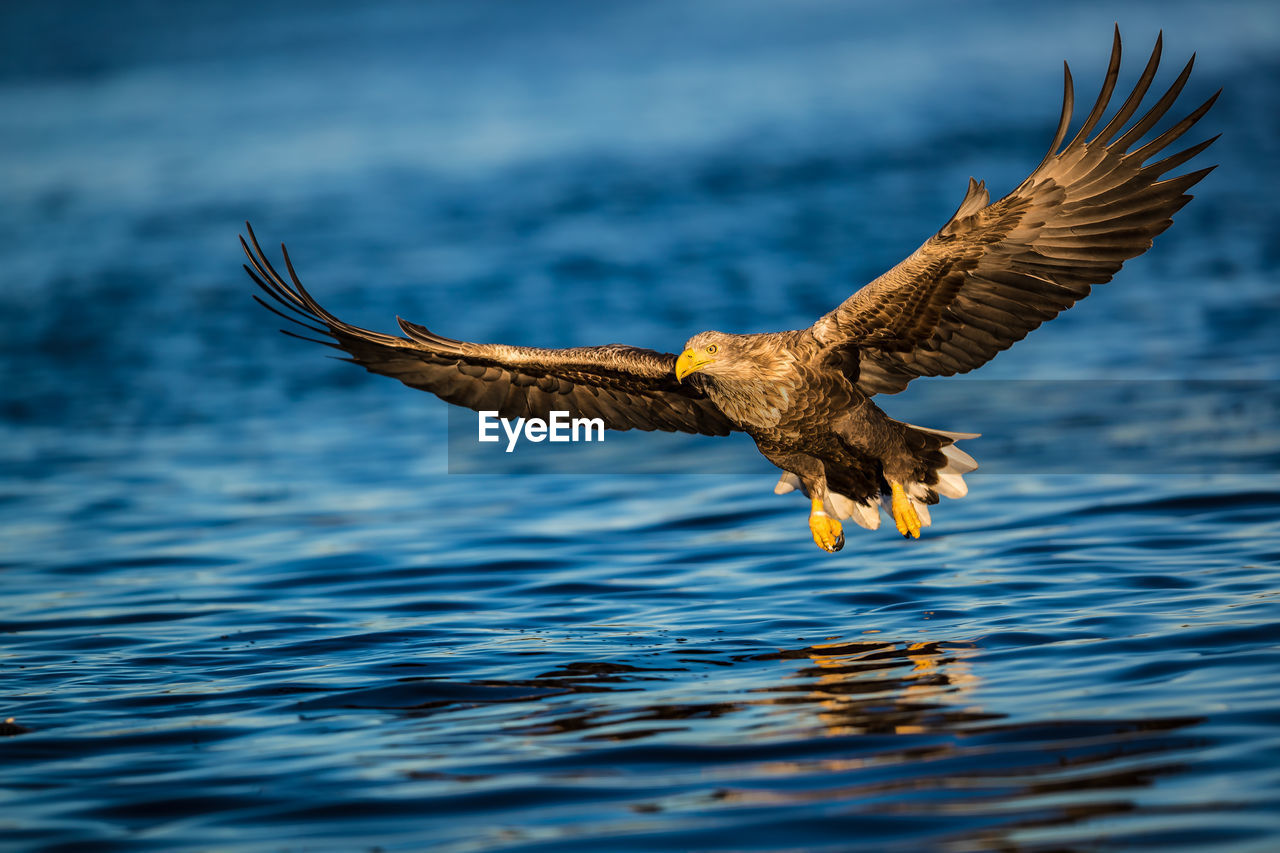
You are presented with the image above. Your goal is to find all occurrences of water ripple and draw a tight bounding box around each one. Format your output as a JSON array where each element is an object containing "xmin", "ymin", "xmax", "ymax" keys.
[{"xmin": 3, "ymin": 1, "xmax": 1280, "ymax": 850}]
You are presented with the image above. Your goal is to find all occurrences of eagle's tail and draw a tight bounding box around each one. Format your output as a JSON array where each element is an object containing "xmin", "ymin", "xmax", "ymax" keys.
[
  {"xmin": 880, "ymin": 424, "xmax": 980, "ymax": 531},
  {"xmin": 772, "ymin": 423, "xmax": 979, "ymax": 534}
]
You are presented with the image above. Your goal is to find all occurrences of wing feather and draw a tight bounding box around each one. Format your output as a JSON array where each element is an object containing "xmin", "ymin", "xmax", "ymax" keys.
[
  {"xmin": 243, "ymin": 224, "xmax": 736, "ymax": 436},
  {"xmin": 811, "ymin": 28, "xmax": 1218, "ymax": 396}
]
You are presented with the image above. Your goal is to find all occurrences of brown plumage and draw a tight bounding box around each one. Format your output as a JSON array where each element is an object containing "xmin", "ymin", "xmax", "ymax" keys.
[{"xmin": 244, "ymin": 29, "xmax": 1216, "ymax": 551}]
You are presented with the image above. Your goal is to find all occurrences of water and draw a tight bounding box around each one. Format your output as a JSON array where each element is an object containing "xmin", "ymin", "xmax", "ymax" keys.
[{"xmin": 3, "ymin": 2, "xmax": 1280, "ymax": 850}]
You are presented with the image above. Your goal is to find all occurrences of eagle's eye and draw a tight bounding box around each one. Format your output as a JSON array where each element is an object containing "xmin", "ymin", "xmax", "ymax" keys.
[{"xmin": 706, "ymin": 344, "xmax": 718, "ymax": 354}]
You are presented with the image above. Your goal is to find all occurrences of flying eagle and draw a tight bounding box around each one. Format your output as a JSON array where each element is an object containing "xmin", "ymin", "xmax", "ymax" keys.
[{"xmin": 244, "ymin": 30, "xmax": 1217, "ymax": 552}]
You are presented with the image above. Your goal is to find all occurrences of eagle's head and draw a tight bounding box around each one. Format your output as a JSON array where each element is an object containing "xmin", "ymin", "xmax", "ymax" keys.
[{"xmin": 676, "ymin": 331, "xmax": 760, "ymax": 383}]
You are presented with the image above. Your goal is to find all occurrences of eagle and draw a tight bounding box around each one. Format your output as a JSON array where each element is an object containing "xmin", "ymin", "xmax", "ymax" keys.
[{"xmin": 244, "ymin": 30, "xmax": 1217, "ymax": 552}]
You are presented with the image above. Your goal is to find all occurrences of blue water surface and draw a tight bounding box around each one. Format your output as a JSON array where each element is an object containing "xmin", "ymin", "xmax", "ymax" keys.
[{"xmin": 3, "ymin": 1, "xmax": 1280, "ymax": 851}]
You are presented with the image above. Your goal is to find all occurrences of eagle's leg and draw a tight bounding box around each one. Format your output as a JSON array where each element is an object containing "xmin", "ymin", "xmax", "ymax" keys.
[
  {"xmin": 809, "ymin": 496, "xmax": 845, "ymax": 552},
  {"xmin": 889, "ymin": 481, "xmax": 921, "ymax": 539},
  {"xmin": 758, "ymin": 448, "xmax": 844, "ymax": 552}
]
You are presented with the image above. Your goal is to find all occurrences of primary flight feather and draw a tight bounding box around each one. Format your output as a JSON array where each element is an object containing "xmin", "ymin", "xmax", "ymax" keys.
[{"xmin": 245, "ymin": 29, "xmax": 1217, "ymax": 551}]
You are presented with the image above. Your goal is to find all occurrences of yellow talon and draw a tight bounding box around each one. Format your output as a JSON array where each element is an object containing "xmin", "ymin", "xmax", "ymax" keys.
[
  {"xmin": 809, "ymin": 497, "xmax": 845, "ymax": 552},
  {"xmin": 890, "ymin": 481, "xmax": 921, "ymax": 539}
]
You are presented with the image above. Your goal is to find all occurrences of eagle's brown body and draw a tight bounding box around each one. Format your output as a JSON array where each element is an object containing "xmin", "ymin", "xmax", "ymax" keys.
[
  {"xmin": 689, "ymin": 329, "xmax": 947, "ymax": 503},
  {"xmin": 243, "ymin": 29, "xmax": 1216, "ymax": 551}
]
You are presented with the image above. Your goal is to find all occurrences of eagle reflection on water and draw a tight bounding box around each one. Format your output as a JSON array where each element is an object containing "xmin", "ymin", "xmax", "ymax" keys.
[{"xmin": 364, "ymin": 637, "xmax": 1202, "ymax": 848}]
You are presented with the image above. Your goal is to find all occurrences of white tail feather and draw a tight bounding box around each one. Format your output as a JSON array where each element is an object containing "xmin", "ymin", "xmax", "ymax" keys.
[
  {"xmin": 826, "ymin": 492, "xmax": 854, "ymax": 519},
  {"xmin": 935, "ymin": 471, "xmax": 968, "ymax": 499},
  {"xmin": 774, "ymin": 472, "xmax": 802, "ymax": 495},
  {"xmin": 906, "ymin": 499, "xmax": 936, "ymax": 525},
  {"xmin": 847, "ymin": 496, "xmax": 881, "ymax": 530},
  {"xmin": 941, "ymin": 443, "xmax": 978, "ymax": 474},
  {"xmin": 815, "ymin": 490, "xmax": 883, "ymax": 530},
  {"xmin": 910, "ymin": 497, "xmax": 932, "ymax": 527},
  {"xmin": 929, "ymin": 436, "xmax": 977, "ymax": 500},
  {"xmin": 851, "ymin": 500, "xmax": 881, "ymax": 530}
]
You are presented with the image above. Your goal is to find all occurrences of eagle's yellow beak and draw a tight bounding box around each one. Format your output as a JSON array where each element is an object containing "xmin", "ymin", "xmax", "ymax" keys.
[{"xmin": 675, "ymin": 349, "xmax": 715, "ymax": 381}]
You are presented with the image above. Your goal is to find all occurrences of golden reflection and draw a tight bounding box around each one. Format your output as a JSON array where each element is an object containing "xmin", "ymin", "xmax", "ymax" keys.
[
  {"xmin": 754, "ymin": 637, "xmax": 988, "ymax": 738},
  {"xmin": 393, "ymin": 635, "xmax": 1202, "ymax": 848}
]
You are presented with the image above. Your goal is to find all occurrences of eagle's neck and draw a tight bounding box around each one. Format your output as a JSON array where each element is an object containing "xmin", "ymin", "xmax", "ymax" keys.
[{"xmin": 703, "ymin": 350, "xmax": 801, "ymax": 431}]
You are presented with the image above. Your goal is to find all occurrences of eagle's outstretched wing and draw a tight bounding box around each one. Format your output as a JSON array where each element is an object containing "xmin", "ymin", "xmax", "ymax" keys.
[
  {"xmin": 811, "ymin": 28, "xmax": 1219, "ymax": 396},
  {"xmin": 242, "ymin": 225, "xmax": 737, "ymax": 436}
]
